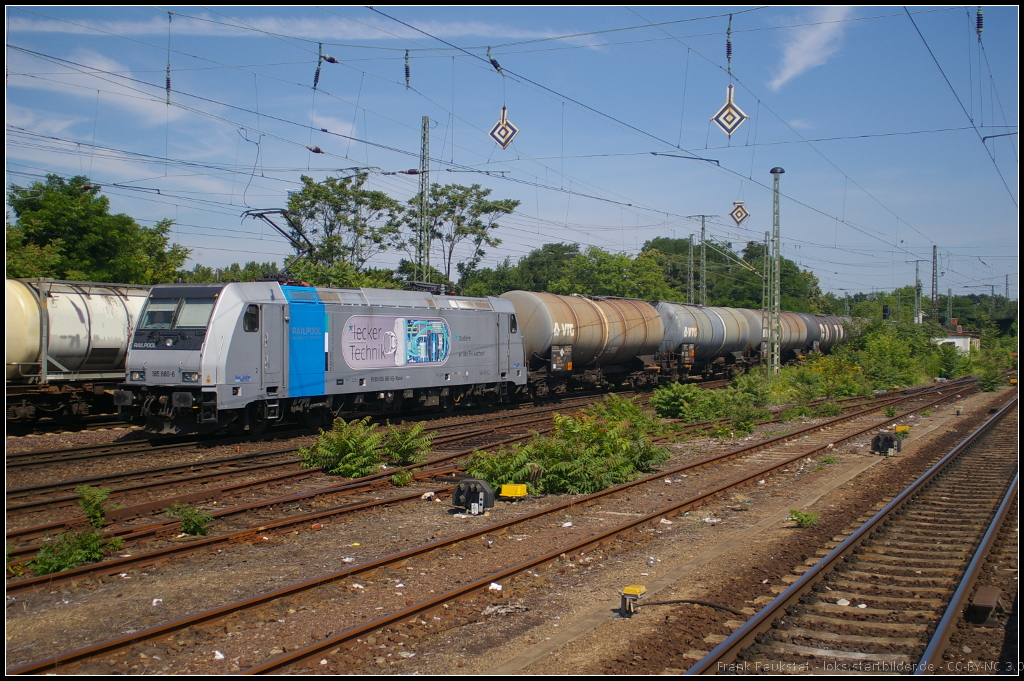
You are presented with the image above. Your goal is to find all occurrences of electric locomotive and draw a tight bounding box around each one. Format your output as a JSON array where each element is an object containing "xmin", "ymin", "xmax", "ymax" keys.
[{"xmin": 114, "ymin": 281, "xmax": 527, "ymax": 434}]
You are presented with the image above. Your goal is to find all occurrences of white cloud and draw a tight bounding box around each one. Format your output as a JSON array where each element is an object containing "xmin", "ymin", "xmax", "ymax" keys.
[
  {"xmin": 311, "ymin": 111, "xmax": 356, "ymax": 138},
  {"xmin": 6, "ymin": 104, "xmax": 87, "ymax": 135},
  {"xmin": 8, "ymin": 13, "xmax": 566, "ymax": 42},
  {"xmin": 769, "ymin": 7, "xmax": 853, "ymax": 92},
  {"xmin": 8, "ymin": 49, "xmax": 189, "ymax": 126}
]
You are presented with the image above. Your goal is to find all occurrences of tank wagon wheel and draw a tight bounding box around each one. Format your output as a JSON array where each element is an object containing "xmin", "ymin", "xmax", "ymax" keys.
[{"xmin": 246, "ymin": 401, "xmax": 270, "ymax": 436}]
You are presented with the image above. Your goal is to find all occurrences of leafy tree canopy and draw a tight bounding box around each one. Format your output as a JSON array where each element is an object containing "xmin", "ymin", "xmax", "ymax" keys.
[
  {"xmin": 286, "ymin": 172, "xmax": 401, "ymax": 272},
  {"xmin": 396, "ymin": 183, "xmax": 519, "ymax": 284},
  {"xmin": 7, "ymin": 174, "xmax": 189, "ymax": 284}
]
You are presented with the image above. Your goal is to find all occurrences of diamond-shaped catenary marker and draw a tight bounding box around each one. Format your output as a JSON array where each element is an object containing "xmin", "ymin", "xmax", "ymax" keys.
[
  {"xmin": 712, "ymin": 84, "xmax": 748, "ymax": 137},
  {"xmin": 489, "ymin": 106, "xmax": 519, "ymax": 149},
  {"xmin": 730, "ymin": 201, "xmax": 750, "ymax": 226}
]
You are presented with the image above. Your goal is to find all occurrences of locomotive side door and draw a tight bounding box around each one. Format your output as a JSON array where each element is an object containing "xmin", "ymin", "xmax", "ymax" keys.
[
  {"xmin": 497, "ymin": 313, "xmax": 511, "ymax": 379},
  {"xmin": 262, "ymin": 303, "xmax": 284, "ymax": 391}
]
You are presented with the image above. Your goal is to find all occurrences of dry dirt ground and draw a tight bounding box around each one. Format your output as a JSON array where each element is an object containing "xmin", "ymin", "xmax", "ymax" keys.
[{"xmin": 4, "ymin": 387, "xmax": 1016, "ymax": 675}]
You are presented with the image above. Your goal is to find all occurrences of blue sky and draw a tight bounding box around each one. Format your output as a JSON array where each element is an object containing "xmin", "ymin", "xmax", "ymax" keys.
[{"xmin": 6, "ymin": 6, "xmax": 1018, "ymax": 300}]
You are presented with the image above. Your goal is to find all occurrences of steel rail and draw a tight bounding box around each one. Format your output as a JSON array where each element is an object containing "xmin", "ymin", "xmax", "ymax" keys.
[
  {"xmin": 685, "ymin": 394, "xmax": 1018, "ymax": 675},
  {"xmin": 914, "ymin": 470, "xmax": 1018, "ymax": 674},
  {"xmin": 5, "ymin": 385, "xmax": 976, "ymax": 674},
  {"xmin": 2, "ymin": 382, "xmax": 974, "ymax": 667},
  {"xmin": 4, "ymin": 383, "xmax": 969, "ymax": 591}
]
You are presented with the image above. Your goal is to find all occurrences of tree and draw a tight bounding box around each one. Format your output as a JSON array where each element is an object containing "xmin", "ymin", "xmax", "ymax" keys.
[
  {"xmin": 286, "ymin": 173, "xmax": 401, "ymax": 272},
  {"xmin": 5, "ymin": 224, "xmax": 63, "ymax": 278},
  {"xmin": 549, "ymin": 247, "xmax": 677, "ymax": 300},
  {"xmin": 178, "ymin": 261, "xmax": 279, "ymax": 283},
  {"xmin": 397, "ymin": 183, "xmax": 519, "ymax": 284},
  {"xmin": 7, "ymin": 174, "xmax": 189, "ymax": 283}
]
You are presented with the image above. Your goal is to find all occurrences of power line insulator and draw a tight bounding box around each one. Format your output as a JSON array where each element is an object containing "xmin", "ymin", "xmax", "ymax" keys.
[
  {"xmin": 405, "ymin": 50, "xmax": 410, "ymax": 89},
  {"xmin": 976, "ymin": 7, "xmax": 983, "ymax": 41}
]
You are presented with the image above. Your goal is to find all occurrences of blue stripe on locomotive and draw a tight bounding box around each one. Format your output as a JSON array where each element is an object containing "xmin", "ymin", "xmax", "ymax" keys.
[{"xmin": 283, "ymin": 286, "xmax": 326, "ymax": 397}]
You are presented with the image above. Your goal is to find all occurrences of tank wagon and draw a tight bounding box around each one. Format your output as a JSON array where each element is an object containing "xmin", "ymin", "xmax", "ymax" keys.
[
  {"xmin": 5, "ymin": 279, "xmax": 151, "ymax": 421},
  {"xmin": 654, "ymin": 303, "xmax": 847, "ymax": 379},
  {"xmin": 114, "ymin": 282, "xmax": 528, "ymax": 434},
  {"xmin": 115, "ymin": 282, "xmax": 849, "ymax": 434},
  {"xmin": 500, "ymin": 291, "xmax": 664, "ymax": 397}
]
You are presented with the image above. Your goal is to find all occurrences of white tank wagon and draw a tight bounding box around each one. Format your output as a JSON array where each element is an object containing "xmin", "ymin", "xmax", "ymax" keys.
[
  {"xmin": 500, "ymin": 291, "xmax": 664, "ymax": 395},
  {"xmin": 656, "ymin": 302, "xmax": 764, "ymax": 377},
  {"xmin": 6, "ymin": 279, "xmax": 150, "ymax": 420}
]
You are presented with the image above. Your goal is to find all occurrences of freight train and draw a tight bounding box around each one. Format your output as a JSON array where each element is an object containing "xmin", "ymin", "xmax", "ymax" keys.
[
  {"xmin": 5, "ymin": 278, "xmax": 151, "ymax": 421},
  {"xmin": 111, "ymin": 281, "xmax": 847, "ymax": 435}
]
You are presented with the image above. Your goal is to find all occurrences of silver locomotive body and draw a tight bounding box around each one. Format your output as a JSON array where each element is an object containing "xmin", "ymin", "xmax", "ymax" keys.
[{"xmin": 116, "ymin": 282, "xmax": 527, "ymax": 434}]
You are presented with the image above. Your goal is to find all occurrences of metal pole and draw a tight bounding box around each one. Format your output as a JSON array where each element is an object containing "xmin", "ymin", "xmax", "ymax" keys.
[
  {"xmin": 761, "ymin": 231, "xmax": 770, "ymax": 364},
  {"xmin": 700, "ymin": 218, "xmax": 707, "ymax": 306},
  {"xmin": 419, "ymin": 115, "xmax": 430, "ymax": 282},
  {"xmin": 931, "ymin": 244, "xmax": 938, "ymax": 321},
  {"xmin": 770, "ymin": 167, "xmax": 784, "ymax": 375},
  {"xmin": 687, "ymin": 234, "xmax": 694, "ymax": 305},
  {"xmin": 947, "ymin": 288, "xmax": 952, "ymax": 326},
  {"xmin": 915, "ymin": 260, "xmax": 922, "ymax": 324}
]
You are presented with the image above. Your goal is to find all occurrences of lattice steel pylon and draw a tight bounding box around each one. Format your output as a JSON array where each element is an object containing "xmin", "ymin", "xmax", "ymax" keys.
[
  {"xmin": 700, "ymin": 219, "xmax": 707, "ymax": 306},
  {"xmin": 768, "ymin": 168, "xmax": 784, "ymax": 375},
  {"xmin": 418, "ymin": 116, "xmax": 430, "ymax": 282},
  {"xmin": 761, "ymin": 230, "xmax": 771, "ymax": 366},
  {"xmin": 687, "ymin": 234, "xmax": 695, "ymax": 305}
]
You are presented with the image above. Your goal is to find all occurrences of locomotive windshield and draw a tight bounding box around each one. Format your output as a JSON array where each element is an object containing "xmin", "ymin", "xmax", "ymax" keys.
[{"xmin": 139, "ymin": 298, "xmax": 217, "ymax": 330}]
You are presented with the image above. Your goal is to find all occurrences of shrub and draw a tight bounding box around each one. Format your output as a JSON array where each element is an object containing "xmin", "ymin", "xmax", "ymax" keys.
[
  {"xmin": 466, "ymin": 395, "xmax": 670, "ymax": 495},
  {"xmin": 299, "ymin": 416, "xmax": 384, "ymax": 478},
  {"xmin": 976, "ymin": 364, "xmax": 1004, "ymax": 392},
  {"xmin": 76, "ymin": 486, "xmax": 113, "ymax": 528},
  {"xmin": 382, "ymin": 422, "xmax": 433, "ymax": 466},
  {"xmin": 166, "ymin": 502, "xmax": 215, "ymax": 536},
  {"xmin": 814, "ymin": 402, "xmax": 844, "ymax": 418},
  {"xmin": 882, "ymin": 406, "xmax": 898, "ymax": 418},
  {"xmin": 651, "ymin": 384, "xmax": 769, "ymax": 436},
  {"xmin": 29, "ymin": 531, "xmax": 124, "ymax": 575},
  {"xmin": 787, "ymin": 509, "xmax": 820, "ymax": 528}
]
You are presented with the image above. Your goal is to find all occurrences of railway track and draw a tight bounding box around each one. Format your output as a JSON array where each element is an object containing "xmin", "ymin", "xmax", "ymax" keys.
[
  {"xmin": 686, "ymin": 396, "xmax": 1018, "ymax": 675},
  {"xmin": 5, "ymin": 381, "xmax": 979, "ymax": 673},
  {"xmin": 5, "ymin": 381, "xmax": 967, "ymax": 569}
]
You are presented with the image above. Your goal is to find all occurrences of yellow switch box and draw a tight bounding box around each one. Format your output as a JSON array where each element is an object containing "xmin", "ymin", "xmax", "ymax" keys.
[
  {"xmin": 894, "ymin": 425, "xmax": 910, "ymax": 435},
  {"xmin": 500, "ymin": 484, "xmax": 528, "ymax": 498}
]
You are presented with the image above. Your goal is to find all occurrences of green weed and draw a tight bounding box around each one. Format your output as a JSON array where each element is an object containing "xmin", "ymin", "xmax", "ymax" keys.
[
  {"xmin": 467, "ymin": 395, "xmax": 669, "ymax": 495},
  {"xmin": 390, "ymin": 469, "xmax": 415, "ymax": 487},
  {"xmin": 76, "ymin": 486, "xmax": 113, "ymax": 528},
  {"xmin": 29, "ymin": 531, "xmax": 124, "ymax": 575},
  {"xmin": 382, "ymin": 421, "xmax": 433, "ymax": 465},
  {"xmin": 882, "ymin": 406, "xmax": 898, "ymax": 418},
  {"xmin": 299, "ymin": 416, "xmax": 384, "ymax": 478},
  {"xmin": 166, "ymin": 502, "xmax": 215, "ymax": 536},
  {"xmin": 787, "ymin": 509, "xmax": 820, "ymax": 528}
]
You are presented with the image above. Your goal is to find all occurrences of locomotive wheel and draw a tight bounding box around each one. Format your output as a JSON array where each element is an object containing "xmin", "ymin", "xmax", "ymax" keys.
[
  {"xmin": 247, "ymin": 402, "xmax": 270, "ymax": 436},
  {"xmin": 301, "ymin": 407, "xmax": 332, "ymax": 431}
]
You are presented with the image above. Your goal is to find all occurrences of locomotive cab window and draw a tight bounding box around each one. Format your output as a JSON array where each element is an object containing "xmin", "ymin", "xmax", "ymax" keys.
[
  {"xmin": 243, "ymin": 304, "xmax": 260, "ymax": 332},
  {"xmin": 509, "ymin": 314, "xmax": 518, "ymax": 334}
]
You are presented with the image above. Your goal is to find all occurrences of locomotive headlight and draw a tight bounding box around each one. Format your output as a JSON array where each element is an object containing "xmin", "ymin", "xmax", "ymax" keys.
[
  {"xmin": 182, "ymin": 372, "xmax": 200, "ymax": 383},
  {"xmin": 163, "ymin": 337, "xmax": 176, "ymax": 347},
  {"xmin": 130, "ymin": 370, "xmax": 146, "ymax": 381}
]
